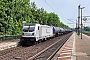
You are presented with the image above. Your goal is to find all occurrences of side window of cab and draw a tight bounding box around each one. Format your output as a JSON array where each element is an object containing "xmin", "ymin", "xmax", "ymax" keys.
[{"xmin": 38, "ymin": 26, "xmax": 39, "ymax": 30}]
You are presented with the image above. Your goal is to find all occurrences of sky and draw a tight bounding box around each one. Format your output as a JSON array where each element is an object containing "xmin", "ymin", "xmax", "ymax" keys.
[{"xmin": 30, "ymin": 0, "xmax": 90, "ymax": 28}]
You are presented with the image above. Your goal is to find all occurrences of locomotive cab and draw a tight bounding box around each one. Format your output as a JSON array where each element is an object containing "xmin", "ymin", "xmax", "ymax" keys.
[{"xmin": 19, "ymin": 23, "xmax": 40, "ymax": 45}]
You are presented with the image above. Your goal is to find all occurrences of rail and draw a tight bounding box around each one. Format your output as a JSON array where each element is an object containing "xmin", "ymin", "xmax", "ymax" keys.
[{"xmin": 28, "ymin": 32, "xmax": 73, "ymax": 60}]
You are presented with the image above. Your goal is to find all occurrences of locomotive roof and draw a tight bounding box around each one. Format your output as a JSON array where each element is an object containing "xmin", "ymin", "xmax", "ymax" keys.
[{"xmin": 24, "ymin": 23, "xmax": 39, "ymax": 26}]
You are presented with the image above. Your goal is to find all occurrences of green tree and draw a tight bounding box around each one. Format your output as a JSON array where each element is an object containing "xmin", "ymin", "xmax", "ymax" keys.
[{"xmin": 0, "ymin": 0, "xmax": 32, "ymax": 35}]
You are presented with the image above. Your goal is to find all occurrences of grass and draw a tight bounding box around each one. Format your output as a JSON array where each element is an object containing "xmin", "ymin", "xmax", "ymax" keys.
[{"xmin": 83, "ymin": 31, "xmax": 90, "ymax": 36}]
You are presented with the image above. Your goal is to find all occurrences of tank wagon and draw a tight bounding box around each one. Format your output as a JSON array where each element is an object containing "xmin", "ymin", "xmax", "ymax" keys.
[
  {"xmin": 52, "ymin": 26, "xmax": 60, "ymax": 37},
  {"xmin": 59, "ymin": 28, "xmax": 64, "ymax": 35}
]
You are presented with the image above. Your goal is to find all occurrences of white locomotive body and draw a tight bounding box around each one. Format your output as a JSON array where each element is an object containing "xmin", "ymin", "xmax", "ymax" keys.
[{"xmin": 19, "ymin": 23, "xmax": 53, "ymax": 45}]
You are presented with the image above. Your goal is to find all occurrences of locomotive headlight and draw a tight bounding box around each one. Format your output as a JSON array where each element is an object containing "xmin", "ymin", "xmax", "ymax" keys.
[
  {"xmin": 22, "ymin": 33, "xmax": 24, "ymax": 35},
  {"xmin": 32, "ymin": 33, "xmax": 34, "ymax": 36}
]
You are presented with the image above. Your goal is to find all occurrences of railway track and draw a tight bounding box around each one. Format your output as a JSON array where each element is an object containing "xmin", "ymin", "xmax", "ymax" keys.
[
  {"xmin": 29, "ymin": 32, "xmax": 72, "ymax": 60},
  {"xmin": 0, "ymin": 32, "xmax": 72, "ymax": 60}
]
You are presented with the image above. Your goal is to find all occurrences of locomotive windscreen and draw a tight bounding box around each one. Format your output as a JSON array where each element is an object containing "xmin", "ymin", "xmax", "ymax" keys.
[{"xmin": 23, "ymin": 26, "xmax": 35, "ymax": 32}]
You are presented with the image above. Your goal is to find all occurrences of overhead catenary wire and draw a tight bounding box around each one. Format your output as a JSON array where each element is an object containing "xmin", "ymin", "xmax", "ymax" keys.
[
  {"xmin": 50, "ymin": 0, "xmax": 68, "ymax": 20},
  {"xmin": 43, "ymin": 0, "xmax": 67, "ymax": 20},
  {"xmin": 50, "ymin": 0, "xmax": 76, "ymax": 25},
  {"xmin": 44, "ymin": 0, "xmax": 57, "ymax": 13},
  {"xmin": 50, "ymin": 0, "xmax": 58, "ymax": 10}
]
